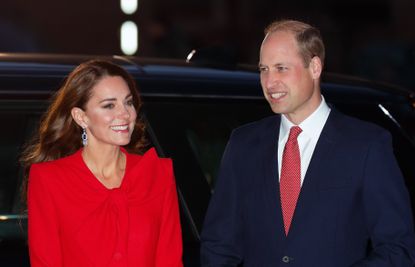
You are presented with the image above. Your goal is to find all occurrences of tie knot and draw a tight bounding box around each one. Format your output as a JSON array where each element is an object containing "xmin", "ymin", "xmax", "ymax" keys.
[{"xmin": 288, "ymin": 126, "xmax": 302, "ymax": 141}]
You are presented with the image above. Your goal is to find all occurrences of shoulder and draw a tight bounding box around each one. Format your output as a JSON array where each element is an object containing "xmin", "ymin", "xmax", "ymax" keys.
[
  {"xmin": 127, "ymin": 147, "xmax": 172, "ymax": 170},
  {"xmin": 230, "ymin": 115, "xmax": 279, "ymax": 142},
  {"xmin": 234, "ymin": 115, "xmax": 279, "ymax": 134},
  {"xmin": 28, "ymin": 151, "xmax": 80, "ymax": 191},
  {"xmin": 126, "ymin": 147, "xmax": 175, "ymax": 187},
  {"xmin": 30, "ymin": 151, "xmax": 79, "ymax": 177},
  {"xmin": 329, "ymin": 109, "xmax": 392, "ymax": 144}
]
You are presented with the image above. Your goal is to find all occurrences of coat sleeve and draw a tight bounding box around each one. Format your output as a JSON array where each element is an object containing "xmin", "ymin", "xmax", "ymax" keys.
[
  {"xmin": 352, "ymin": 131, "xmax": 415, "ymax": 266},
  {"xmin": 27, "ymin": 164, "xmax": 62, "ymax": 267},
  {"xmin": 200, "ymin": 135, "xmax": 243, "ymax": 267},
  {"xmin": 155, "ymin": 159, "xmax": 184, "ymax": 267}
]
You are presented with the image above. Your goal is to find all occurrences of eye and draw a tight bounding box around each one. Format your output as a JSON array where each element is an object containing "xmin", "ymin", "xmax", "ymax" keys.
[
  {"xmin": 258, "ymin": 66, "xmax": 268, "ymax": 72},
  {"xmin": 103, "ymin": 103, "xmax": 115, "ymax": 109},
  {"xmin": 277, "ymin": 66, "xmax": 288, "ymax": 72},
  {"xmin": 126, "ymin": 99, "xmax": 134, "ymax": 106}
]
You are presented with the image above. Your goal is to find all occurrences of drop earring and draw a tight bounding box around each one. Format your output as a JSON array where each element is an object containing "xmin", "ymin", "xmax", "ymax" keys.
[{"xmin": 81, "ymin": 127, "xmax": 88, "ymax": 146}]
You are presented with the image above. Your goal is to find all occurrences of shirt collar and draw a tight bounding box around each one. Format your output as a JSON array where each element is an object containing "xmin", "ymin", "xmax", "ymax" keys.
[{"xmin": 280, "ymin": 96, "xmax": 331, "ymax": 140}]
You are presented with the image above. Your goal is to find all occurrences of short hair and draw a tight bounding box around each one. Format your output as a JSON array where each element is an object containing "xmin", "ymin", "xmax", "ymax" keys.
[{"xmin": 264, "ymin": 20, "xmax": 325, "ymax": 67}]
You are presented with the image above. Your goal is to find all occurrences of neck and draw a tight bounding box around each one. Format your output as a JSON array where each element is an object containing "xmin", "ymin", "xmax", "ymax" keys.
[
  {"xmin": 82, "ymin": 145, "xmax": 126, "ymax": 188},
  {"xmin": 285, "ymin": 93, "xmax": 322, "ymax": 125},
  {"xmin": 82, "ymin": 145, "xmax": 122, "ymax": 167}
]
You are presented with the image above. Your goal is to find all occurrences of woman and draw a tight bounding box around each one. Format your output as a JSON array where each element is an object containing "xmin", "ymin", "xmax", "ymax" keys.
[{"xmin": 21, "ymin": 60, "xmax": 183, "ymax": 267}]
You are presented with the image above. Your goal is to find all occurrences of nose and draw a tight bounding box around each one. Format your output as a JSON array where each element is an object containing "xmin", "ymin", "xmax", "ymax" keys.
[
  {"xmin": 262, "ymin": 70, "xmax": 279, "ymax": 89},
  {"xmin": 118, "ymin": 104, "xmax": 131, "ymax": 119}
]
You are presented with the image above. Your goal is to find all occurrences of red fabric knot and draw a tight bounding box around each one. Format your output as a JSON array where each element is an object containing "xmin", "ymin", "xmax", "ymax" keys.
[{"xmin": 280, "ymin": 126, "xmax": 302, "ymax": 235}]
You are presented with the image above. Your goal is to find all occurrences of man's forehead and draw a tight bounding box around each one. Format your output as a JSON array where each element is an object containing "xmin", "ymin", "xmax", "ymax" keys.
[{"xmin": 260, "ymin": 31, "xmax": 299, "ymax": 54}]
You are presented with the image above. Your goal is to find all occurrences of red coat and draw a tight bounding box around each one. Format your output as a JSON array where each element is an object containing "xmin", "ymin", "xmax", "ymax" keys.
[{"xmin": 28, "ymin": 148, "xmax": 183, "ymax": 267}]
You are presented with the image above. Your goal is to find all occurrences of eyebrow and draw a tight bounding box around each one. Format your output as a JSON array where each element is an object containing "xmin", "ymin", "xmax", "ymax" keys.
[
  {"xmin": 99, "ymin": 98, "xmax": 116, "ymax": 104},
  {"xmin": 98, "ymin": 94, "xmax": 132, "ymax": 104},
  {"xmin": 258, "ymin": 63, "xmax": 286, "ymax": 68}
]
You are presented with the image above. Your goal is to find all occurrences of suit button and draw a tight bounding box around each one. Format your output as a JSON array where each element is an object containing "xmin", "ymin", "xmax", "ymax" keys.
[{"xmin": 282, "ymin": 256, "xmax": 291, "ymax": 263}]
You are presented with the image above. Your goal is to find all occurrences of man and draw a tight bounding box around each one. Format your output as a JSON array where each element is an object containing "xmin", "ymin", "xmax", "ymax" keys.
[{"xmin": 200, "ymin": 19, "xmax": 415, "ymax": 266}]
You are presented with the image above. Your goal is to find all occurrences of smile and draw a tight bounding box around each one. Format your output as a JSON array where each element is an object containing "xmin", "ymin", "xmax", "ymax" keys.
[
  {"xmin": 271, "ymin": 92, "xmax": 286, "ymax": 99},
  {"xmin": 111, "ymin": 125, "xmax": 129, "ymax": 131}
]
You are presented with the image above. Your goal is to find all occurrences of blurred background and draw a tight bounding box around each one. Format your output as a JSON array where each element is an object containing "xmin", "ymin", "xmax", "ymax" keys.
[{"xmin": 1, "ymin": 0, "xmax": 414, "ymax": 89}]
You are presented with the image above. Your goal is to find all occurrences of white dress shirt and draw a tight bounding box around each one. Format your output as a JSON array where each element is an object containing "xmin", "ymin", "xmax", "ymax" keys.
[{"xmin": 278, "ymin": 96, "xmax": 331, "ymax": 186}]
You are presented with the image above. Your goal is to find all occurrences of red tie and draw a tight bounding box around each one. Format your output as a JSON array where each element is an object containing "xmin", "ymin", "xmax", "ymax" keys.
[{"xmin": 280, "ymin": 126, "xmax": 302, "ymax": 235}]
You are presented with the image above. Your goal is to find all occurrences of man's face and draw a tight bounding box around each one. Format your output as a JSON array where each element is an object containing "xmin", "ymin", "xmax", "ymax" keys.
[{"xmin": 259, "ymin": 31, "xmax": 322, "ymax": 124}]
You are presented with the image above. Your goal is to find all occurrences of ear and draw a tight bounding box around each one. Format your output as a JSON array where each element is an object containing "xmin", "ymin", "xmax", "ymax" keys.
[
  {"xmin": 309, "ymin": 56, "xmax": 322, "ymax": 80},
  {"xmin": 71, "ymin": 107, "xmax": 88, "ymax": 128}
]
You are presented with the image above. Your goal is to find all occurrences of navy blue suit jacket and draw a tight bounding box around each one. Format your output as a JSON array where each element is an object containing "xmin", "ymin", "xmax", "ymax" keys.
[{"xmin": 200, "ymin": 110, "xmax": 415, "ymax": 266}]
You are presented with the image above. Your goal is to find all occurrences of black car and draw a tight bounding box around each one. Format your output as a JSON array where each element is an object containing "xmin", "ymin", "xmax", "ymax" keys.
[{"xmin": 0, "ymin": 53, "xmax": 414, "ymax": 266}]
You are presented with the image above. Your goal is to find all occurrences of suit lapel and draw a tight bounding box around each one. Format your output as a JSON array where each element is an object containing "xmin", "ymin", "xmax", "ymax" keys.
[
  {"xmin": 260, "ymin": 115, "xmax": 286, "ymax": 237},
  {"xmin": 287, "ymin": 111, "xmax": 339, "ymax": 236},
  {"xmin": 258, "ymin": 111, "xmax": 342, "ymax": 239}
]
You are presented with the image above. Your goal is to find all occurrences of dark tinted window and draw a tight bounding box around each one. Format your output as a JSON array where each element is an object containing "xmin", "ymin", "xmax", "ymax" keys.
[
  {"xmin": 0, "ymin": 101, "xmax": 42, "ymax": 266},
  {"xmin": 144, "ymin": 97, "xmax": 273, "ymax": 190},
  {"xmin": 0, "ymin": 102, "xmax": 43, "ymax": 214}
]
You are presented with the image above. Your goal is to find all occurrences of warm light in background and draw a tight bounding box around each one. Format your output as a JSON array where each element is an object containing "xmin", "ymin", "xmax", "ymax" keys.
[
  {"xmin": 120, "ymin": 0, "xmax": 138, "ymax": 15},
  {"xmin": 120, "ymin": 21, "xmax": 138, "ymax": 55},
  {"xmin": 120, "ymin": 0, "xmax": 138, "ymax": 55}
]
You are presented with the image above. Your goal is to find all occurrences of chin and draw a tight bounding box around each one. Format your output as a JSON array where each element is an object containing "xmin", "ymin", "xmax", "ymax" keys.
[
  {"xmin": 270, "ymin": 106, "xmax": 284, "ymax": 114},
  {"xmin": 120, "ymin": 140, "xmax": 131, "ymax": 146},
  {"xmin": 112, "ymin": 139, "xmax": 131, "ymax": 146}
]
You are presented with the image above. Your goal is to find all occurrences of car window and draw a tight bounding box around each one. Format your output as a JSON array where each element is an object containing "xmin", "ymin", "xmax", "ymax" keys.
[
  {"xmin": 0, "ymin": 102, "xmax": 43, "ymax": 214},
  {"xmin": 384, "ymin": 103, "xmax": 415, "ymax": 145},
  {"xmin": 0, "ymin": 101, "xmax": 41, "ymax": 266},
  {"xmin": 143, "ymin": 97, "xmax": 273, "ymax": 189}
]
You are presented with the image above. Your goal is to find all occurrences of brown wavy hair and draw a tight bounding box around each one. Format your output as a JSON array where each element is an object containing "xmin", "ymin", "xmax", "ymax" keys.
[{"xmin": 20, "ymin": 60, "xmax": 147, "ymax": 200}]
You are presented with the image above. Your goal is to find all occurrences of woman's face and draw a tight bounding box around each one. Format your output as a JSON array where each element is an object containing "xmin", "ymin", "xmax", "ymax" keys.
[{"xmin": 82, "ymin": 75, "xmax": 137, "ymax": 148}]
